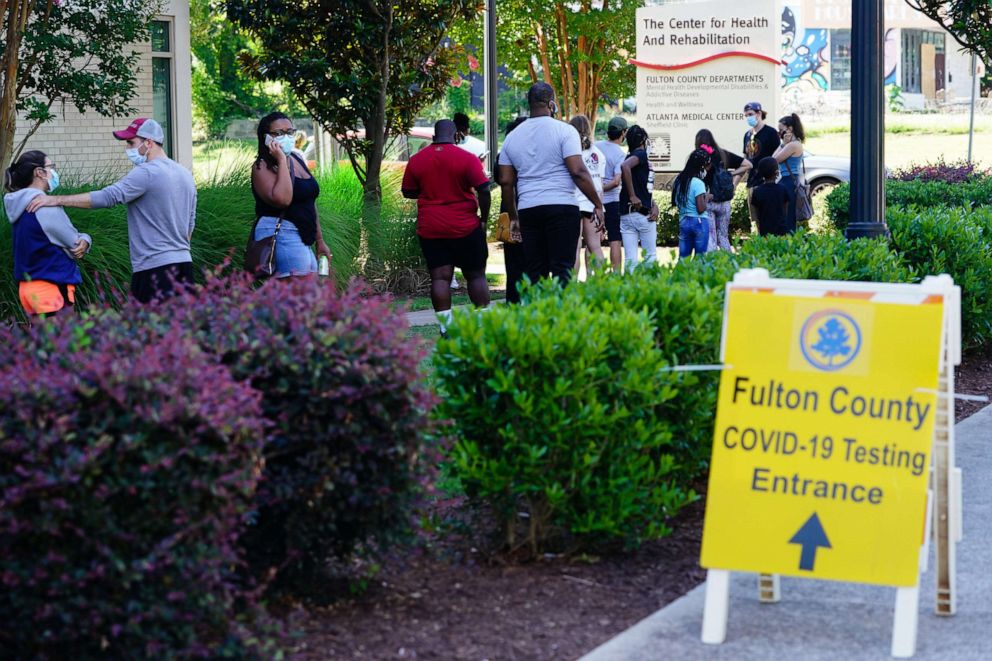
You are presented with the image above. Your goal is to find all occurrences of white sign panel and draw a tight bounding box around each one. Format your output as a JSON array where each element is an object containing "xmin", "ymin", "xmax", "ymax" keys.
[{"xmin": 634, "ymin": 0, "xmax": 780, "ymax": 172}]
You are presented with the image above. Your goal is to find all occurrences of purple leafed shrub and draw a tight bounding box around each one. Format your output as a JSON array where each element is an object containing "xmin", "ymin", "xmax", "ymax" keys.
[
  {"xmin": 891, "ymin": 157, "xmax": 991, "ymax": 184},
  {"xmin": 144, "ymin": 273, "xmax": 437, "ymax": 601},
  {"xmin": 0, "ymin": 317, "xmax": 272, "ymax": 658}
]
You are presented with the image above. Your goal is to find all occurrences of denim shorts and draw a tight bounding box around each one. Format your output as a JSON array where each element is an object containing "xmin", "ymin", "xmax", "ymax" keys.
[{"xmin": 254, "ymin": 216, "xmax": 317, "ymax": 278}]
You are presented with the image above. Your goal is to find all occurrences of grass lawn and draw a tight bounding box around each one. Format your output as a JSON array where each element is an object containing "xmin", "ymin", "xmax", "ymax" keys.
[{"xmin": 804, "ymin": 113, "xmax": 992, "ymax": 169}]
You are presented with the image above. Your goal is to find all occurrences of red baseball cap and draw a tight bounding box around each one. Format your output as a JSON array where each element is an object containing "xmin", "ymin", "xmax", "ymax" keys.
[{"xmin": 112, "ymin": 118, "xmax": 164, "ymax": 142}]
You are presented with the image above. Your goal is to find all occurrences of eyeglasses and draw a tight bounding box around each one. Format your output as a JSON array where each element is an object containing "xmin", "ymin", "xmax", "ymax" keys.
[{"xmin": 268, "ymin": 128, "xmax": 296, "ymax": 137}]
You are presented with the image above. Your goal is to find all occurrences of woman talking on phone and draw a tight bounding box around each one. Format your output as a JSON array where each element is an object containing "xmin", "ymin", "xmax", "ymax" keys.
[{"xmin": 251, "ymin": 112, "xmax": 331, "ymax": 278}]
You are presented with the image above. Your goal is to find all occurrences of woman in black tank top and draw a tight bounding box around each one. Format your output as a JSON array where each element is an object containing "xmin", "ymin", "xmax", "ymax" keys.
[{"xmin": 250, "ymin": 112, "xmax": 331, "ymax": 278}]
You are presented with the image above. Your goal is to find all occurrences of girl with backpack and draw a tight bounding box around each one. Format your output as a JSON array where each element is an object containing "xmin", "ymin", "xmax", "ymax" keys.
[{"xmin": 695, "ymin": 129, "xmax": 736, "ymax": 251}]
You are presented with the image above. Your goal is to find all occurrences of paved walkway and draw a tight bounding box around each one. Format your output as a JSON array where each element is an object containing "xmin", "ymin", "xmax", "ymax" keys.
[{"xmin": 581, "ymin": 404, "xmax": 992, "ymax": 661}]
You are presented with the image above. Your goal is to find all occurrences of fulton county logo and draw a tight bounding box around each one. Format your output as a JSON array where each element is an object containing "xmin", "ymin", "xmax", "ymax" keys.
[{"xmin": 800, "ymin": 310, "xmax": 862, "ymax": 371}]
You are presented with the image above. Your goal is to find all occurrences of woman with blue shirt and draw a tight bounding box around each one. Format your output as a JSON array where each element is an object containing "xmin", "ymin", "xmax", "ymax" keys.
[
  {"xmin": 671, "ymin": 148, "xmax": 713, "ymax": 259},
  {"xmin": 772, "ymin": 113, "xmax": 805, "ymax": 231}
]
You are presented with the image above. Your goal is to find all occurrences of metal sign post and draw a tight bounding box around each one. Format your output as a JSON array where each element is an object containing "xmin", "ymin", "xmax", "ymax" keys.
[
  {"xmin": 483, "ymin": 0, "xmax": 498, "ymax": 176},
  {"xmin": 846, "ymin": 0, "xmax": 888, "ymax": 240}
]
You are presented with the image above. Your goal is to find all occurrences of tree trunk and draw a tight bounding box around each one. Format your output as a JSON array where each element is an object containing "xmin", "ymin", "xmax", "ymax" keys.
[{"xmin": 0, "ymin": 0, "xmax": 31, "ymax": 170}]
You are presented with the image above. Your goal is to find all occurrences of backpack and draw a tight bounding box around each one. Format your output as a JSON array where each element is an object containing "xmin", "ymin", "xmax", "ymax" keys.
[{"xmin": 711, "ymin": 163, "xmax": 735, "ymax": 203}]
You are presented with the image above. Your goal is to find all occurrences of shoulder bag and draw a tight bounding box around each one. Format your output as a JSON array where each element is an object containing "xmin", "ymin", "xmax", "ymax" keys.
[
  {"xmin": 245, "ymin": 212, "xmax": 284, "ymax": 278},
  {"xmin": 495, "ymin": 212, "xmax": 520, "ymax": 244},
  {"xmin": 794, "ymin": 155, "xmax": 814, "ymax": 222}
]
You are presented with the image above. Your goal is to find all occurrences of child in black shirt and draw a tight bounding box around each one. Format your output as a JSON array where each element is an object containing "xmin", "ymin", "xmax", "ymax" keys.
[{"xmin": 750, "ymin": 157, "xmax": 792, "ymax": 236}]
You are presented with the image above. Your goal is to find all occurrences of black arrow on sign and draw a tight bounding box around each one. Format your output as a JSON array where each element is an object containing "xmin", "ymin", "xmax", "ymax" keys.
[{"xmin": 789, "ymin": 513, "xmax": 832, "ymax": 571}]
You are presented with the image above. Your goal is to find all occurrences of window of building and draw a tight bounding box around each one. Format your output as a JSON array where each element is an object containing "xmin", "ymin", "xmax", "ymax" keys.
[
  {"xmin": 901, "ymin": 29, "xmax": 945, "ymax": 94},
  {"xmin": 830, "ymin": 29, "xmax": 852, "ymax": 91},
  {"xmin": 150, "ymin": 20, "xmax": 174, "ymax": 157}
]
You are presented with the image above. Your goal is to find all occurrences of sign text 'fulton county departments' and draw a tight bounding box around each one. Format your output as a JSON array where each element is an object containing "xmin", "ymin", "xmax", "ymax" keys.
[
  {"xmin": 634, "ymin": 1, "xmax": 779, "ymax": 171},
  {"xmin": 700, "ymin": 289, "xmax": 944, "ymax": 587}
]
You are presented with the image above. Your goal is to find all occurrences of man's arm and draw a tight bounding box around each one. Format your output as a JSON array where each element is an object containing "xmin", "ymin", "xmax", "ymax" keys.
[
  {"xmin": 603, "ymin": 172, "xmax": 622, "ymax": 192},
  {"xmin": 477, "ymin": 185, "xmax": 492, "ymax": 225},
  {"xmin": 620, "ymin": 155, "xmax": 640, "ymax": 207},
  {"xmin": 401, "ymin": 162, "xmax": 419, "ymax": 199},
  {"xmin": 26, "ymin": 192, "xmax": 93, "ymax": 213}
]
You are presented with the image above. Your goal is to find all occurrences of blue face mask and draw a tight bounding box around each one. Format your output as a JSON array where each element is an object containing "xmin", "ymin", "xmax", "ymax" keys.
[
  {"xmin": 266, "ymin": 134, "xmax": 295, "ymax": 156},
  {"xmin": 746, "ymin": 116, "xmax": 758, "ymax": 128},
  {"xmin": 48, "ymin": 169, "xmax": 60, "ymax": 192}
]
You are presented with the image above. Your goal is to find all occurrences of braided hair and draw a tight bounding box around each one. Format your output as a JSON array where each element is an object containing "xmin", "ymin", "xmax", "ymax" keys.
[
  {"xmin": 626, "ymin": 125, "xmax": 648, "ymax": 151},
  {"xmin": 671, "ymin": 148, "xmax": 711, "ymax": 211}
]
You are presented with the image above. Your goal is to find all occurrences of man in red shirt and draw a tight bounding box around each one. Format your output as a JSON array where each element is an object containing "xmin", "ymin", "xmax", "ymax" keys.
[{"xmin": 402, "ymin": 119, "xmax": 492, "ymax": 336}]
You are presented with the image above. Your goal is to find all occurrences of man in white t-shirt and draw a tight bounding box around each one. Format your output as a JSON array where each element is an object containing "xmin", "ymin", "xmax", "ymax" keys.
[
  {"xmin": 454, "ymin": 113, "xmax": 488, "ymax": 161},
  {"xmin": 497, "ymin": 83, "xmax": 604, "ymax": 285}
]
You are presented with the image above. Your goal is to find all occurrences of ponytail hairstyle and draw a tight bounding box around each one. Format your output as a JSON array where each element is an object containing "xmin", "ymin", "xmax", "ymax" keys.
[
  {"xmin": 694, "ymin": 128, "xmax": 727, "ymax": 167},
  {"xmin": 4, "ymin": 150, "xmax": 47, "ymax": 193},
  {"xmin": 671, "ymin": 148, "xmax": 711, "ymax": 211},
  {"xmin": 256, "ymin": 111, "xmax": 290, "ymax": 170},
  {"xmin": 626, "ymin": 124, "xmax": 648, "ymax": 151},
  {"xmin": 778, "ymin": 112, "xmax": 805, "ymax": 142},
  {"xmin": 568, "ymin": 114, "xmax": 593, "ymax": 151}
]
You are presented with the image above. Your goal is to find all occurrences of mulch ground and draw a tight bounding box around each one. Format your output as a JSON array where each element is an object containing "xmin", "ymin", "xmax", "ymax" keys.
[{"xmin": 294, "ymin": 348, "xmax": 991, "ymax": 660}]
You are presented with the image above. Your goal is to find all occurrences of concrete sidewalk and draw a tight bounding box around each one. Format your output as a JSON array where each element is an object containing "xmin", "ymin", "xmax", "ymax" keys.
[{"xmin": 581, "ymin": 404, "xmax": 992, "ymax": 661}]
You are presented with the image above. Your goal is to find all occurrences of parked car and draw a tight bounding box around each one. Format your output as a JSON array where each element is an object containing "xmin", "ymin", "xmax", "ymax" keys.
[{"xmin": 803, "ymin": 151, "xmax": 850, "ymax": 197}]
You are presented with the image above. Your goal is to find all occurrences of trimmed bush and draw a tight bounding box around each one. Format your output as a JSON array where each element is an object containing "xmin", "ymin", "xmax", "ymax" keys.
[
  {"xmin": 737, "ymin": 231, "xmax": 914, "ymax": 283},
  {"xmin": 887, "ymin": 206, "xmax": 992, "ymax": 349},
  {"xmin": 826, "ymin": 177, "xmax": 992, "ymax": 231},
  {"xmin": 0, "ymin": 317, "xmax": 271, "ymax": 658},
  {"xmin": 141, "ymin": 274, "xmax": 437, "ymax": 600},
  {"xmin": 436, "ymin": 290, "xmax": 693, "ymax": 554},
  {"xmin": 891, "ymin": 158, "xmax": 991, "ymax": 184}
]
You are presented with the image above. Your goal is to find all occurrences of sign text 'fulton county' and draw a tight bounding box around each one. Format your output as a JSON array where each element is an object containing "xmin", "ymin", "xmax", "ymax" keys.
[{"xmin": 700, "ymin": 288, "xmax": 943, "ymax": 586}]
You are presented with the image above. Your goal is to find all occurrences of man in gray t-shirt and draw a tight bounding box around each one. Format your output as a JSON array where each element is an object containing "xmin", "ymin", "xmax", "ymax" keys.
[
  {"xmin": 595, "ymin": 116, "xmax": 628, "ymax": 271},
  {"xmin": 498, "ymin": 82, "xmax": 604, "ymax": 286},
  {"xmin": 28, "ymin": 118, "xmax": 197, "ymax": 303}
]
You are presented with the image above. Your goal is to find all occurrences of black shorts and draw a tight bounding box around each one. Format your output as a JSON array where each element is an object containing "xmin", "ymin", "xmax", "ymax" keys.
[
  {"xmin": 131, "ymin": 262, "xmax": 195, "ymax": 304},
  {"xmin": 418, "ymin": 226, "xmax": 488, "ymax": 272},
  {"xmin": 603, "ymin": 201, "xmax": 622, "ymax": 243}
]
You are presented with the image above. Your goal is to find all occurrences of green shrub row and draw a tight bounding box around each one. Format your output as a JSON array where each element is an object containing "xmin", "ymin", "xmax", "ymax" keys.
[
  {"xmin": 826, "ymin": 177, "xmax": 992, "ymax": 231},
  {"xmin": 435, "ymin": 230, "xmax": 915, "ymax": 555},
  {"xmin": 887, "ymin": 205, "xmax": 992, "ymax": 348}
]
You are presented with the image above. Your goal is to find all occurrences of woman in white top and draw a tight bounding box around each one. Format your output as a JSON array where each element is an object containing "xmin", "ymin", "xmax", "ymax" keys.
[{"xmin": 569, "ymin": 115, "xmax": 606, "ymax": 274}]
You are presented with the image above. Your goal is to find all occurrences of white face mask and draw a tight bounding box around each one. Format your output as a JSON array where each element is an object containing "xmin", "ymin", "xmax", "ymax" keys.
[{"xmin": 126, "ymin": 142, "xmax": 147, "ymax": 166}]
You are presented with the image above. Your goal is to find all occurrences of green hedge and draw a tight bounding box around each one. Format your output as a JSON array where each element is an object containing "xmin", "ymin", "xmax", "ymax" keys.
[
  {"xmin": 826, "ymin": 177, "xmax": 992, "ymax": 231},
  {"xmin": 436, "ymin": 289, "xmax": 694, "ymax": 554},
  {"xmin": 887, "ymin": 205, "xmax": 992, "ymax": 349},
  {"xmin": 436, "ymin": 230, "xmax": 920, "ymax": 554}
]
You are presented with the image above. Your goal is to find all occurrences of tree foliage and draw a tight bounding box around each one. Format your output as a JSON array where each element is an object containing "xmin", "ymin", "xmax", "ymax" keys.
[
  {"xmin": 227, "ymin": 0, "xmax": 481, "ymax": 215},
  {"xmin": 190, "ymin": 0, "xmax": 301, "ymax": 138},
  {"xmin": 904, "ymin": 0, "xmax": 992, "ymax": 66},
  {"xmin": 457, "ymin": 0, "xmax": 638, "ymax": 123},
  {"xmin": 0, "ymin": 0, "xmax": 153, "ymax": 169}
]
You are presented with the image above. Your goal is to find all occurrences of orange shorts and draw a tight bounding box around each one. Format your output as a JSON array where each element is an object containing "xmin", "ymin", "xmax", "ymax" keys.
[{"xmin": 19, "ymin": 281, "xmax": 75, "ymax": 316}]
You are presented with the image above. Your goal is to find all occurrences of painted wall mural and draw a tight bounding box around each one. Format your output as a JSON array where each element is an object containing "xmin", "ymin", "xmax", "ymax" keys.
[{"xmin": 782, "ymin": 7, "xmax": 829, "ymax": 90}]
